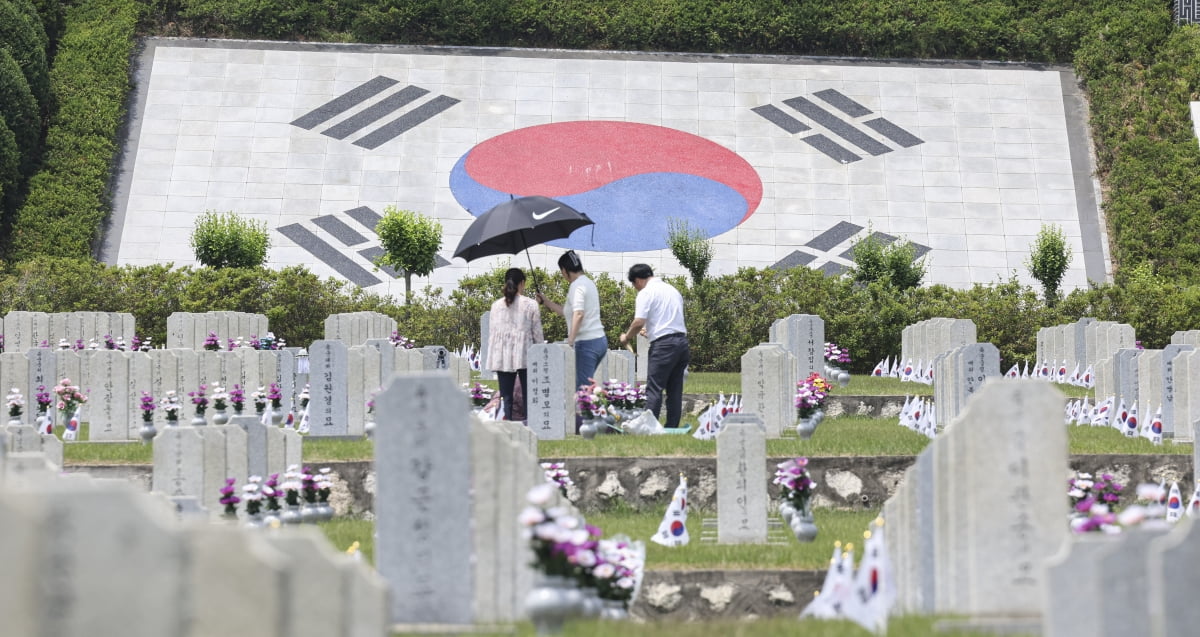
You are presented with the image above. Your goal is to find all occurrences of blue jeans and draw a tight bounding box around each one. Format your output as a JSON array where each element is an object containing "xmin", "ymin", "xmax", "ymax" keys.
[{"xmin": 574, "ymin": 336, "xmax": 608, "ymax": 391}]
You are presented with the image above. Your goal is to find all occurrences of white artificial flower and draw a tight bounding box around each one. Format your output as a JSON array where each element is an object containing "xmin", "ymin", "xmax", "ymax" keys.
[
  {"xmin": 546, "ymin": 506, "xmax": 570, "ymax": 520},
  {"xmin": 518, "ymin": 506, "xmax": 545, "ymax": 527},
  {"xmin": 615, "ymin": 577, "xmax": 634, "ymax": 589},
  {"xmin": 574, "ymin": 550, "xmax": 597, "ymax": 568},
  {"xmin": 557, "ymin": 515, "xmax": 582, "ymax": 530},
  {"xmin": 593, "ymin": 563, "xmax": 616, "ymax": 579},
  {"xmin": 1077, "ymin": 472, "xmax": 1093, "ymax": 479},
  {"xmin": 1075, "ymin": 479, "xmax": 1094, "ymax": 490},
  {"xmin": 1117, "ymin": 505, "xmax": 1147, "ymax": 527},
  {"xmin": 534, "ymin": 522, "xmax": 561, "ymax": 541},
  {"xmin": 569, "ymin": 529, "xmax": 590, "ymax": 545},
  {"xmin": 1137, "ymin": 484, "xmax": 1166, "ymax": 502},
  {"xmin": 527, "ymin": 483, "xmax": 557, "ymax": 506},
  {"xmin": 1068, "ymin": 488, "xmax": 1085, "ymax": 499},
  {"xmin": 248, "ymin": 475, "xmax": 262, "ymax": 483}
]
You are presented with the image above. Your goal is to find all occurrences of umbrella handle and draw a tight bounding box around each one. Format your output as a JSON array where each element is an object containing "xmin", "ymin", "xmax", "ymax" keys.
[{"xmin": 520, "ymin": 231, "xmax": 541, "ymax": 294}]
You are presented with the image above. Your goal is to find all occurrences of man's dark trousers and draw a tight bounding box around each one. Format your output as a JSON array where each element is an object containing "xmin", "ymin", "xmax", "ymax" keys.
[{"xmin": 646, "ymin": 333, "xmax": 690, "ymax": 428}]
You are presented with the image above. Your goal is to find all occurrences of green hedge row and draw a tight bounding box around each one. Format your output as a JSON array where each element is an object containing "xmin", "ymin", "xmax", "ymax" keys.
[
  {"xmin": 9, "ymin": 257, "xmax": 1198, "ymax": 374},
  {"xmin": 7, "ymin": 0, "xmax": 141, "ymax": 262}
]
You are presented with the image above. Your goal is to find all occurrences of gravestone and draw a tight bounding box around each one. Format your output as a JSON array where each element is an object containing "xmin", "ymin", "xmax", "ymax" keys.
[
  {"xmin": 148, "ymin": 349, "xmax": 179, "ymax": 429},
  {"xmin": 942, "ymin": 343, "xmax": 1000, "ymax": 427},
  {"xmin": 739, "ymin": 343, "xmax": 795, "ymax": 438},
  {"xmin": 375, "ymin": 373, "xmax": 474, "ymax": 624},
  {"xmin": 152, "ymin": 426, "xmax": 206, "ymax": 499},
  {"xmin": 912, "ymin": 447, "xmax": 936, "ymax": 613},
  {"xmin": 325, "ymin": 311, "xmax": 397, "ymax": 345},
  {"xmin": 478, "ymin": 312, "xmax": 496, "ymax": 380},
  {"xmin": 1175, "ymin": 351, "xmax": 1198, "ymax": 443},
  {"xmin": 607, "ymin": 349, "xmax": 636, "ymax": 384},
  {"xmin": 769, "ymin": 314, "xmax": 823, "ymax": 380},
  {"xmin": 526, "ymin": 343, "xmax": 574, "ymax": 440},
  {"xmin": 188, "ymin": 526, "xmax": 289, "ymax": 636},
  {"xmin": 307, "ymin": 340, "xmax": 349, "ymax": 436},
  {"xmin": 1137, "ymin": 349, "xmax": 1164, "ymax": 416},
  {"xmin": 1148, "ymin": 519, "xmax": 1200, "ymax": 637},
  {"xmin": 0, "ymin": 491, "xmax": 40, "ymax": 636},
  {"xmin": 636, "ymin": 333, "xmax": 650, "ymax": 382},
  {"xmin": 233, "ymin": 415, "xmax": 287, "ymax": 480},
  {"xmin": 263, "ymin": 529, "xmax": 353, "ymax": 637},
  {"xmin": 1113, "ymin": 349, "xmax": 1141, "ymax": 406},
  {"xmin": 960, "ymin": 381, "xmax": 1068, "ymax": 616},
  {"xmin": 25, "ymin": 349, "xmax": 56, "ymax": 422},
  {"xmin": 1161, "ymin": 344, "xmax": 1194, "ymax": 437},
  {"xmin": 1097, "ymin": 529, "xmax": 1169, "ymax": 637},
  {"xmin": 127, "ymin": 351, "xmax": 153, "ymax": 438},
  {"xmin": 173, "ymin": 349, "xmax": 201, "ymax": 410},
  {"xmin": 716, "ymin": 413, "xmax": 768, "ymax": 544},
  {"xmin": 347, "ymin": 346, "xmax": 365, "ymax": 435},
  {"xmin": 419, "ymin": 345, "xmax": 451, "ymax": 372},
  {"xmin": 88, "ymin": 350, "xmax": 131, "ymax": 441},
  {"xmin": 1042, "ymin": 535, "xmax": 1119, "ymax": 637},
  {"xmin": 4, "ymin": 424, "xmax": 62, "ymax": 469},
  {"xmin": 470, "ymin": 420, "xmax": 504, "ymax": 622}
]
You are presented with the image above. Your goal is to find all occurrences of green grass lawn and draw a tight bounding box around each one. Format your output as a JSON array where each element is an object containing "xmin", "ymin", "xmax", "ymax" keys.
[
  {"xmin": 58, "ymin": 412, "xmax": 1192, "ymax": 464},
  {"xmin": 321, "ymin": 507, "xmax": 878, "ymax": 571}
]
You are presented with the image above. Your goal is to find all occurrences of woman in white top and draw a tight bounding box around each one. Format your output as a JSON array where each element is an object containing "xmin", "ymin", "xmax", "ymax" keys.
[
  {"xmin": 537, "ymin": 250, "xmax": 607, "ymax": 396},
  {"xmin": 486, "ymin": 268, "xmax": 543, "ymax": 421}
]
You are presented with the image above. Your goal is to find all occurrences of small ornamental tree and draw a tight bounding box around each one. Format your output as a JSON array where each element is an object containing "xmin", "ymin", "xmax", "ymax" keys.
[
  {"xmin": 189, "ymin": 211, "xmax": 271, "ymax": 268},
  {"xmin": 375, "ymin": 206, "xmax": 443, "ymax": 303},
  {"xmin": 1026, "ymin": 223, "xmax": 1073, "ymax": 305},
  {"xmin": 666, "ymin": 218, "xmax": 714, "ymax": 286}
]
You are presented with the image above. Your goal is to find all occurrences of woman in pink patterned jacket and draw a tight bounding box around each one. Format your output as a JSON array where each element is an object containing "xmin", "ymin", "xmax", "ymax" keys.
[{"xmin": 486, "ymin": 268, "xmax": 543, "ymax": 421}]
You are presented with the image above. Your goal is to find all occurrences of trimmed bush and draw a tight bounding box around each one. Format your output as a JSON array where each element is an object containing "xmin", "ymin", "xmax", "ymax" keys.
[
  {"xmin": 7, "ymin": 0, "xmax": 141, "ymax": 262},
  {"xmin": 0, "ymin": 49, "xmax": 40, "ymax": 180},
  {"xmin": 190, "ymin": 211, "xmax": 271, "ymax": 269},
  {"xmin": 0, "ymin": 0, "xmax": 50, "ymax": 117}
]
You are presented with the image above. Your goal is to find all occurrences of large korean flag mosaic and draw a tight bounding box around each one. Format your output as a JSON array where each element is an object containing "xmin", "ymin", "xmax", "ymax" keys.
[{"xmin": 109, "ymin": 40, "xmax": 1107, "ymax": 296}]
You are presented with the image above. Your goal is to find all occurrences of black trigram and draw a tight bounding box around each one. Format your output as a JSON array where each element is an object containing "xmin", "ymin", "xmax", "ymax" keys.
[
  {"xmin": 752, "ymin": 89, "xmax": 923, "ymax": 164},
  {"xmin": 771, "ymin": 221, "xmax": 931, "ymax": 276},
  {"xmin": 290, "ymin": 77, "xmax": 459, "ymax": 150},
  {"xmin": 277, "ymin": 206, "xmax": 450, "ymax": 288}
]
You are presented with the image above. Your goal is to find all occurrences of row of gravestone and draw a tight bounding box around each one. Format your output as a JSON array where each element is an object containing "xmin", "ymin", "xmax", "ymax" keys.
[
  {"xmin": 883, "ymin": 380, "xmax": 1068, "ymax": 619},
  {"xmin": 373, "ymin": 373, "xmax": 555, "ymax": 624},
  {"xmin": 166, "ymin": 311, "xmax": 271, "ymax": 350},
  {"xmin": 324, "ymin": 311, "xmax": 397, "ymax": 345},
  {"xmin": 0, "ymin": 461, "xmax": 388, "ymax": 637},
  {"xmin": 1037, "ymin": 319, "xmax": 1135, "ymax": 371},
  {"xmin": 2, "ymin": 311, "xmax": 136, "ymax": 352},
  {"xmin": 151, "ymin": 417, "xmax": 301, "ymax": 514},
  {"xmin": 900, "ymin": 318, "xmax": 976, "ymax": 367},
  {"xmin": 1043, "ymin": 519, "xmax": 1200, "ymax": 637},
  {"xmin": 1095, "ymin": 345, "xmax": 1200, "ymax": 441},
  {"xmin": 0, "ymin": 348, "xmax": 297, "ymax": 439},
  {"xmin": 931, "ymin": 342, "xmax": 1002, "ymax": 428}
]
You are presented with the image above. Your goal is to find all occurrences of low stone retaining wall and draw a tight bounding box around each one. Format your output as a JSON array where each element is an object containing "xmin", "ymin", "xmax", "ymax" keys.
[
  {"xmin": 67, "ymin": 454, "xmax": 1193, "ymax": 515},
  {"xmin": 683, "ymin": 394, "xmax": 910, "ymax": 419},
  {"xmin": 632, "ymin": 569, "xmax": 824, "ymax": 620}
]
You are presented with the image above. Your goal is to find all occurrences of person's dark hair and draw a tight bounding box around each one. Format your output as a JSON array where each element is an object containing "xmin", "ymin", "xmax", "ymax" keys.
[
  {"xmin": 557, "ymin": 250, "xmax": 583, "ymax": 274},
  {"xmin": 503, "ymin": 268, "xmax": 526, "ymax": 306},
  {"xmin": 627, "ymin": 263, "xmax": 653, "ymax": 283}
]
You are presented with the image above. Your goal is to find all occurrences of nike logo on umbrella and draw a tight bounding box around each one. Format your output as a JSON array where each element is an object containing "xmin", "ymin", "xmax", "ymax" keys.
[{"xmin": 531, "ymin": 207, "xmax": 560, "ymax": 220}]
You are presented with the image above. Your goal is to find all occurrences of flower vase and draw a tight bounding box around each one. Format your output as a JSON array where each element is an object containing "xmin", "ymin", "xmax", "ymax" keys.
[
  {"xmin": 836, "ymin": 370, "xmax": 851, "ymax": 387},
  {"xmin": 244, "ymin": 511, "xmax": 265, "ymax": 529},
  {"xmin": 35, "ymin": 411, "xmax": 48, "ymax": 432},
  {"xmin": 789, "ymin": 503, "xmax": 818, "ymax": 543},
  {"xmin": 280, "ymin": 503, "xmax": 302, "ymax": 525},
  {"xmin": 579, "ymin": 587, "xmax": 603, "ymax": 618},
  {"xmin": 364, "ymin": 419, "xmax": 376, "ymax": 439},
  {"xmin": 300, "ymin": 502, "xmax": 319, "ymax": 524},
  {"xmin": 191, "ymin": 412, "xmax": 207, "ymax": 426},
  {"xmin": 139, "ymin": 419, "xmax": 157, "ymax": 444},
  {"xmin": 600, "ymin": 599, "xmax": 628, "ymax": 621},
  {"xmin": 795, "ymin": 415, "xmax": 817, "ymax": 439},
  {"xmin": 315, "ymin": 501, "xmax": 335, "ymax": 521},
  {"xmin": 213, "ymin": 409, "xmax": 229, "ymax": 425},
  {"xmin": 579, "ymin": 419, "xmax": 598, "ymax": 440},
  {"xmin": 270, "ymin": 409, "xmax": 284, "ymax": 426},
  {"xmin": 779, "ymin": 500, "xmax": 796, "ymax": 526},
  {"xmin": 8, "ymin": 416, "xmax": 21, "ymax": 427},
  {"xmin": 263, "ymin": 510, "xmax": 281, "ymax": 527},
  {"xmin": 525, "ymin": 575, "xmax": 579, "ymax": 635}
]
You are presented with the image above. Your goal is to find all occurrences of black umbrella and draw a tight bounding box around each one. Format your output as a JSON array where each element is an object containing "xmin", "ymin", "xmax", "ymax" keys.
[{"xmin": 453, "ymin": 196, "xmax": 595, "ymax": 288}]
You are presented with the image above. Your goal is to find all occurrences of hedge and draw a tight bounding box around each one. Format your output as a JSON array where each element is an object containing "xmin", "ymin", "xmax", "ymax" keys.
[{"xmin": 7, "ymin": 0, "xmax": 141, "ymax": 262}]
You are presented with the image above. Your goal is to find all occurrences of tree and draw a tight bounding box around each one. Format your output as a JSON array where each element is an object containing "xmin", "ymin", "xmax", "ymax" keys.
[
  {"xmin": 1026, "ymin": 223, "xmax": 1072, "ymax": 305},
  {"xmin": 375, "ymin": 206, "xmax": 443, "ymax": 303},
  {"xmin": 666, "ymin": 217, "xmax": 714, "ymax": 286},
  {"xmin": 189, "ymin": 211, "xmax": 271, "ymax": 268},
  {"xmin": 850, "ymin": 231, "xmax": 926, "ymax": 290}
]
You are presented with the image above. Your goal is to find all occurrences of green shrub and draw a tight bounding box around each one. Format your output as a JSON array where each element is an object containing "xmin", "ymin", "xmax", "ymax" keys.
[
  {"xmin": 0, "ymin": 119, "xmax": 18, "ymax": 214},
  {"xmin": 189, "ymin": 211, "xmax": 271, "ymax": 269},
  {"xmin": 7, "ymin": 0, "xmax": 141, "ymax": 262},
  {"xmin": 850, "ymin": 232, "xmax": 927, "ymax": 291},
  {"xmin": 0, "ymin": 49, "xmax": 39, "ymax": 181},
  {"xmin": 0, "ymin": 0, "xmax": 50, "ymax": 118}
]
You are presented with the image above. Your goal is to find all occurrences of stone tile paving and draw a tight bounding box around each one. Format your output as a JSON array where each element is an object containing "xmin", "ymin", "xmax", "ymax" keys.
[{"xmin": 107, "ymin": 40, "xmax": 1107, "ymax": 294}]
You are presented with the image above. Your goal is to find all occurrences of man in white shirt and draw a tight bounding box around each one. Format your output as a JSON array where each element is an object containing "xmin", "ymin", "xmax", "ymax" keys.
[{"xmin": 620, "ymin": 264, "xmax": 689, "ymax": 429}]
